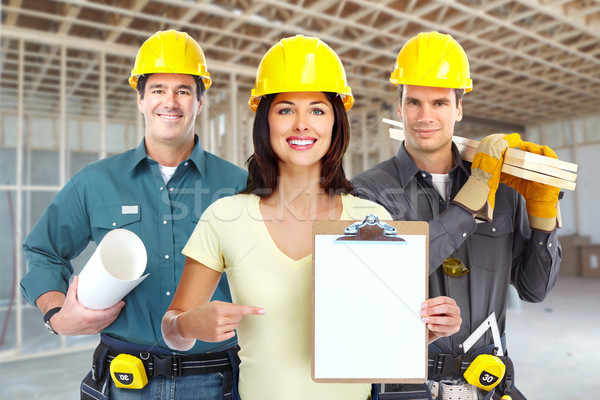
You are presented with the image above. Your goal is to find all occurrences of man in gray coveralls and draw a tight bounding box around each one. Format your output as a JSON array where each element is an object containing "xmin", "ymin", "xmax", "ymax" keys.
[{"xmin": 351, "ymin": 31, "xmax": 562, "ymax": 400}]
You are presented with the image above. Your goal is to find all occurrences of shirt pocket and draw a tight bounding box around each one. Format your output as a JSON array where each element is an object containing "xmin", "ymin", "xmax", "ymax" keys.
[
  {"xmin": 469, "ymin": 213, "xmax": 513, "ymax": 272},
  {"xmin": 90, "ymin": 204, "xmax": 142, "ymax": 240}
]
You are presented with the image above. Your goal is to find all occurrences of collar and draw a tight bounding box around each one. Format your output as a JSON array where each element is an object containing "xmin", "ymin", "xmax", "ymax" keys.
[
  {"xmin": 393, "ymin": 141, "xmax": 470, "ymax": 188},
  {"xmin": 126, "ymin": 135, "xmax": 206, "ymax": 176}
]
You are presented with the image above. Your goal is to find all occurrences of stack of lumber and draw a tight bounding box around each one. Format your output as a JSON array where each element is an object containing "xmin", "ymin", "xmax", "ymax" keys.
[{"xmin": 383, "ymin": 118, "xmax": 577, "ymax": 190}]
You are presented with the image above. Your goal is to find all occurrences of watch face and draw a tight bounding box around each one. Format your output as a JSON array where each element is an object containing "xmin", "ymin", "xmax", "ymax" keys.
[
  {"xmin": 44, "ymin": 320, "xmax": 58, "ymax": 335},
  {"xmin": 43, "ymin": 307, "xmax": 61, "ymax": 335}
]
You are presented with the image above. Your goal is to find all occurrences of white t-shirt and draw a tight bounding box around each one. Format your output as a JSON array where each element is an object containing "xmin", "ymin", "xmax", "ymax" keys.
[
  {"xmin": 159, "ymin": 165, "xmax": 177, "ymax": 184},
  {"xmin": 431, "ymin": 173, "xmax": 450, "ymax": 203}
]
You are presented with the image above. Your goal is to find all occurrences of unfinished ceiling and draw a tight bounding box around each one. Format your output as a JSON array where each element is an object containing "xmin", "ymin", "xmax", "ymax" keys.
[{"xmin": 2, "ymin": 0, "xmax": 600, "ymax": 136}]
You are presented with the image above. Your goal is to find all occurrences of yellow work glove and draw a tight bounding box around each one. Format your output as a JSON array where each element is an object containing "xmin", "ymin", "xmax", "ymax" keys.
[
  {"xmin": 500, "ymin": 141, "xmax": 562, "ymax": 232},
  {"xmin": 453, "ymin": 133, "xmax": 523, "ymax": 222}
]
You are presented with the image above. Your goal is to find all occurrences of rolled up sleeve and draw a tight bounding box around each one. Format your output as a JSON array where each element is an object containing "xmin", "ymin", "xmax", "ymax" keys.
[{"xmin": 20, "ymin": 180, "xmax": 92, "ymax": 306}]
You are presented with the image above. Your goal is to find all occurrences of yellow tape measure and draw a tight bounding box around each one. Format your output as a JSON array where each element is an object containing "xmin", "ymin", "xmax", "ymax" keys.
[
  {"xmin": 463, "ymin": 354, "xmax": 506, "ymax": 391},
  {"xmin": 109, "ymin": 354, "xmax": 148, "ymax": 389}
]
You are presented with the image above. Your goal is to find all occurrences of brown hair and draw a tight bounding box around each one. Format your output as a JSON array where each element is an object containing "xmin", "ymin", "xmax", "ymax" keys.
[
  {"xmin": 398, "ymin": 85, "xmax": 464, "ymax": 105},
  {"xmin": 136, "ymin": 74, "xmax": 206, "ymax": 101},
  {"xmin": 243, "ymin": 92, "xmax": 353, "ymax": 197}
]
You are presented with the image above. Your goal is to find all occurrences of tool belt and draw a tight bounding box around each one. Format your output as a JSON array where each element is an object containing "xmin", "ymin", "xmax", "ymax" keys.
[
  {"xmin": 104, "ymin": 344, "xmax": 238, "ymax": 379},
  {"xmin": 428, "ymin": 354, "xmax": 518, "ymax": 397},
  {"xmin": 81, "ymin": 334, "xmax": 240, "ymax": 400},
  {"xmin": 379, "ymin": 343, "xmax": 525, "ymax": 400},
  {"xmin": 428, "ymin": 353, "xmax": 512, "ymax": 384}
]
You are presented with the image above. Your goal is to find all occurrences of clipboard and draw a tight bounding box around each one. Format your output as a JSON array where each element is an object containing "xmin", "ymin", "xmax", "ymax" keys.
[{"xmin": 312, "ymin": 214, "xmax": 429, "ymax": 383}]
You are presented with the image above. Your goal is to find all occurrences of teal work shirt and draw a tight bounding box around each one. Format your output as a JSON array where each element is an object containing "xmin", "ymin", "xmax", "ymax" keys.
[{"xmin": 21, "ymin": 136, "xmax": 248, "ymax": 354}]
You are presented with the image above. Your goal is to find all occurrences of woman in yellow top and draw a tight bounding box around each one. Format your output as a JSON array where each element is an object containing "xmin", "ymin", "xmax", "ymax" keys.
[{"xmin": 162, "ymin": 35, "xmax": 461, "ymax": 400}]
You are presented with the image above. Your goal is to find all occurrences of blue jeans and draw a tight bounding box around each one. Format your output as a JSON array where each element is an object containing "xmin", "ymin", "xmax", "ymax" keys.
[{"xmin": 108, "ymin": 373, "xmax": 224, "ymax": 400}]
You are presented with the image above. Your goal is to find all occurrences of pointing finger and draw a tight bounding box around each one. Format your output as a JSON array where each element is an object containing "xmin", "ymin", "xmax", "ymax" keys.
[
  {"xmin": 234, "ymin": 305, "xmax": 265, "ymax": 316},
  {"xmin": 220, "ymin": 303, "xmax": 265, "ymax": 317}
]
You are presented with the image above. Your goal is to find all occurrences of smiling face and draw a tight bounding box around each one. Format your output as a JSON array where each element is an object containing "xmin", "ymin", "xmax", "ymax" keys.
[
  {"xmin": 138, "ymin": 73, "xmax": 202, "ymax": 154},
  {"xmin": 268, "ymin": 91, "xmax": 335, "ymax": 172},
  {"xmin": 399, "ymin": 85, "xmax": 463, "ymax": 166}
]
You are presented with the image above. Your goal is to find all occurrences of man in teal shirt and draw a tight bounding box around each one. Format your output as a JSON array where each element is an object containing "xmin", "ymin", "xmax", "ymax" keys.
[{"xmin": 20, "ymin": 30, "xmax": 247, "ymax": 400}]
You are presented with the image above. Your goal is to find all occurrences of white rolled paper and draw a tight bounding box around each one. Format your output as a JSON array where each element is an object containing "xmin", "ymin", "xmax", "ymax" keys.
[{"xmin": 77, "ymin": 228, "xmax": 149, "ymax": 310}]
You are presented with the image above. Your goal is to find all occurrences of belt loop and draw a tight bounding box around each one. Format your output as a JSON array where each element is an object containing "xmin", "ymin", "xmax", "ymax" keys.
[
  {"xmin": 433, "ymin": 353, "xmax": 445, "ymax": 377},
  {"xmin": 172, "ymin": 355, "xmax": 182, "ymax": 378}
]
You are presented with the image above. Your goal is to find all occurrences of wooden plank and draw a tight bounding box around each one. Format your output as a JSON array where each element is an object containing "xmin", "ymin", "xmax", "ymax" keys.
[
  {"xmin": 457, "ymin": 144, "xmax": 577, "ymax": 183},
  {"xmin": 393, "ymin": 129, "xmax": 577, "ymax": 191},
  {"xmin": 452, "ymin": 135, "xmax": 479, "ymax": 148},
  {"xmin": 454, "ymin": 143, "xmax": 476, "ymax": 163},
  {"xmin": 450, "ymin": 136, "xmax": 578, "ymax": 180},
  {"xmin": 389, "ymin": 128, "xmax": 404, "ymax": 141},
  {"xmin": 501, "ymin": 164, "xmax": 576, "ymax": 191},
  {"xmin": 388, "ymin": 127, "xmax": 477, "ymax": 150},
  {"xmin": 505, "ymin": 147, "xmax": 578, "ymax": 172},
  {"xmin": 383, "ymin": 118, "xmax": 578, "ymax": 173},
  {"xmin": 504, "ymin": 152, "xmax": 578, "ymax": 182},
  {"xmin": 382, "ymin": 118, "xmax": 403, "ymax": 128}
]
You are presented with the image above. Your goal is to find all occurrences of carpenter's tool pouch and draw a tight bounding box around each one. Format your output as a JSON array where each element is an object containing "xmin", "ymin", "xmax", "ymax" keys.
[
  {"xmin": 484, "ymin": 357, "xmax": 526, "ymax": 400},
  {"xmin": 428, "ymin": 350, "xmax": 526, "ymax": 400},
  {"xmin": 80, "ymin": 341, "xmax": 111, "ymax": 400},
  {"xmin": 377, "ymin": 339, "xmax": 526, "ymax": 400}
]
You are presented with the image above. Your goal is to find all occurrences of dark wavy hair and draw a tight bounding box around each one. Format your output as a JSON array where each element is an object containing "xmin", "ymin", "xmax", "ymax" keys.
[{"xmin": 243, "ymin": 92, "xmax": 353, "ymax": 197}]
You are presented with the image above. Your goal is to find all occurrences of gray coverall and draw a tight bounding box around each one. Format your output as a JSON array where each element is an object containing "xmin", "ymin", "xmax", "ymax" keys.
[{"xmin": 351, "ymin": 142, "xmax": 561, "ymax": 397}]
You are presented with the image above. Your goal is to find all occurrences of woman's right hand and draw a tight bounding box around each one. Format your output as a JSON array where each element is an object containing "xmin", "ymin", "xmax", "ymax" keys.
[
  {"xmin": 183, "ymin": 301, "xmax": 265, "ymax": 342},
  {"xmin": 162, "ymin": 301, "xmax": 264, "ymax": 350}
]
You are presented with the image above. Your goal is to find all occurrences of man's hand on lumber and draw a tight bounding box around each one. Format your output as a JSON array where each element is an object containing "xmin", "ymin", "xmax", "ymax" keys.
[
  {"xmin": 501, "ymin": 141, "xmax": 562, "ymax": 232},
  {"xmin": 453, "ymin": 133, "xmax": 523, "ymax": 222}
]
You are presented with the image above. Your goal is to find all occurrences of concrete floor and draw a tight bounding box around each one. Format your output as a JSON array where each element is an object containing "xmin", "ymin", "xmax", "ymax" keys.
[
  {"xmin": 0, "ymin": 275, "xmax": 598, "ymax": 399},
  {"xmin": 505, "ymin": 275, "xmax": 600, "ymax": 398}
]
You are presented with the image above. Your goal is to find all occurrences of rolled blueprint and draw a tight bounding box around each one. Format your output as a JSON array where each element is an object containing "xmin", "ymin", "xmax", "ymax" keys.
[{"xmin": 77, "ymin": 228, "xmax": 148, "ymax": 310}]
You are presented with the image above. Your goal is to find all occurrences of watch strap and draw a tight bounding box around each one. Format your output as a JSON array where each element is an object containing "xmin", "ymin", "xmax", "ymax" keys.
[{"xmin": 43, "ymin": 306, "xmax": 62, "ymax": 335}]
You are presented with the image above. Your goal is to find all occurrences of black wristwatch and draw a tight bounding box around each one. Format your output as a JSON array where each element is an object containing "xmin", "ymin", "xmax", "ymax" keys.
[{"xmin": 43, "ymin": 307, "xmax": 62, "ymax": 335}]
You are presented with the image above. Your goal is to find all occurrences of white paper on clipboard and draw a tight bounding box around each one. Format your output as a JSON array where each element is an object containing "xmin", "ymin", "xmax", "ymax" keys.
[{"xmin": 312, "ymin": 218, "xmax": 428, "ymax": 383}]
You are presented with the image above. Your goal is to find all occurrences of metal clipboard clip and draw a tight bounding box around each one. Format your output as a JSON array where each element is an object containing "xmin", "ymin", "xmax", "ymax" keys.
[{"xmin": 335, "ymin": 214, "xmax": 406, "ymax": 244}]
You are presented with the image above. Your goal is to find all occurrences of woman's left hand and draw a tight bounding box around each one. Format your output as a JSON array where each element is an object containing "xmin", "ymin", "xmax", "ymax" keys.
[{"xmin": 420, "ymin": 296, "xmax": 462, "ymax": 343}]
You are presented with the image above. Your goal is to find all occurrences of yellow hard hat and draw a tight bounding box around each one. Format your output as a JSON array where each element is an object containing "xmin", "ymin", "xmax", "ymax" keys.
[
  {"xmin": 248, "ymin": 35, "xmax": 353, "ymax": 112},
  {"xmin": 129, "ymin": 29, "xmax": 212, "ymax": 90},
  {"xmin": 390, "ymin": 31, "xmax": 472, "ymax": 93}
]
